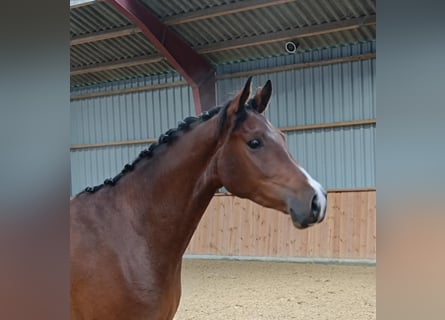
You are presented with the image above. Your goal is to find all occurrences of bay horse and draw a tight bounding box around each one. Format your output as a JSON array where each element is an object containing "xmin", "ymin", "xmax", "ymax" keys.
[{"xmin": 70, "ymin": 77, "xmax": 327, "ymax": 320}]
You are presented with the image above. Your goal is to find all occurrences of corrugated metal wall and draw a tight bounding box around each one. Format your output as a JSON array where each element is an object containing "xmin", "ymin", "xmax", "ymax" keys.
[
  {"xmin": 70, "ymin": 73, "xmax": 194, "ymax": 194},
  {"xmin": 70, "ymin": 41, "xmax": 375, "ymax": 195},
  {"xmin": 216, "ymin": 42, "xmax": 376, "ymax": 189},
  {"xmin": 71, "ymin": 73, "xmax": 194, "ymax": 144}
]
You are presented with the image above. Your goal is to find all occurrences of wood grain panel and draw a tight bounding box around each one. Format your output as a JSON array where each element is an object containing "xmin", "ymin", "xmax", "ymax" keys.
[{"xmin": 185, "ymin": 191, "xmax": 376, "ymax": 259}]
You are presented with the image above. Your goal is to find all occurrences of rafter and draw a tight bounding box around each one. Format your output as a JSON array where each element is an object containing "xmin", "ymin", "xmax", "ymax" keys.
[
  {"xmin": 70, "ymin": 5, "xmax": 375, "ymax": 50},
  {"xmin": 70, "ymin": 25, "xmax": 139, "ymax": 45},
  {"xmin": 70, "ymin": 0, "xmax": 295, "ymax": 45},
  {"xmin": 163, "ymin": 0, "xmax": 295, "ymax": 25},
  {"xmin": 198, "ymin": 15, "xmax": 376, "ymax": 53},
  {"xmin": 71, "ymin": 15, "xmax": 375, "ymax": 75},
  {"xmin": 70, "ymin": 55, "xmax": 163, "ymax": 76},
  {"xmin": 108, "ymin": 0, "xmax": 216, "ymax": 112}
]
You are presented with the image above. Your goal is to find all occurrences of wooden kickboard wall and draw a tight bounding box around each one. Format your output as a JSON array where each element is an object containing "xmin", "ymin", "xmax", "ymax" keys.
[{"xmin": 185, "ymin": 191, "xmax": 376, "ymax": 259}]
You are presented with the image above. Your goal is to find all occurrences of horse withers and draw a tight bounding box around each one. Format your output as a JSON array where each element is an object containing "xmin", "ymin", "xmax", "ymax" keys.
[{"xmin": 70, "ymin": 77, "xmax": 327, "ymax": 319}]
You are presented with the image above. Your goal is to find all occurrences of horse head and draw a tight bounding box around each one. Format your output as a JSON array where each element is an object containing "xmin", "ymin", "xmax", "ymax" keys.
[{"xmin": 215, "ymin": 77, "xmax": 327, "ymax": 229}]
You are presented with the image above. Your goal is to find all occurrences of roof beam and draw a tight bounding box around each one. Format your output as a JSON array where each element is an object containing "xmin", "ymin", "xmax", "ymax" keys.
[
  {"xmin": 70, "ymin": 55, "xmax": 164, "ymax": 76},
  {"xmin": 108, "ymin": 0, "xmax": 215, "ymax": 113},
  {"xmin": 198, "ymin": 15, "xmax": 376, "ymax": 53},
  {"xmin": 163, "ymin": 0, "xmax": 295, "ymax": 25},
  {"xmin": 69, "ymin": 0, "xmax": 293, "ymax": 45},
  {"xmin": 71, "ymin": 53, "xmax": 375, "ymax": 99},
  {"xmin": 70, "ymin": 15, "xmax": 375, "ymax": 76},
  {"xmin": 70, "ymin": 4, "xmax": 375, "ymax": 48},
  {"xmin": 70, "ymin": 25, "xmax": 139, "ymax": 45}
]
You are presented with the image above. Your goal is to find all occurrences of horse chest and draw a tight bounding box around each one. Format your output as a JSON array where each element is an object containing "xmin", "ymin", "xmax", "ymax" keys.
[{"xmin": 117, "ymin": 251, "xmax": 182, "ymax": 319}]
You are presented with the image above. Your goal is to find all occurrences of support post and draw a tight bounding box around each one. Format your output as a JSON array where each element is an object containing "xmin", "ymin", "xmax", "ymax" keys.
[{"xmin": 109, "ymin": 0, "xmax": 216, "ymax": 113}]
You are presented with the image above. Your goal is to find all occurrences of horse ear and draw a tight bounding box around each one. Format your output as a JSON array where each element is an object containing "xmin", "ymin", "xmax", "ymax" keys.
[
  {"xmin": 227, "ymin": 76, "xmax": 252, "ymax": 116},
  {"xmin": 252, "ymin": 80, "xmax": 272, "ymax": 114}
]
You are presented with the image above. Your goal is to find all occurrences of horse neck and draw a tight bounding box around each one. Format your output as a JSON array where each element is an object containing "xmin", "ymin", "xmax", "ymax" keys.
[{"xmin": 116, "ymin": 116, "xmax": 222, "ymax": 259}]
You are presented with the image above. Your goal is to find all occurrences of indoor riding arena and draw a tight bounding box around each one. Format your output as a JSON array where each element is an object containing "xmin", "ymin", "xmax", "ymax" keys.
[{"xmin": 70, "ymin": 1, "xmax": 376, "ymax": 319}]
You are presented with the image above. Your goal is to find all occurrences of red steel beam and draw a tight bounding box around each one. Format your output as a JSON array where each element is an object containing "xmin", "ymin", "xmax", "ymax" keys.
[{"xmin": 108, "ymin": 0, "xmax": 215, "ymax": 113}]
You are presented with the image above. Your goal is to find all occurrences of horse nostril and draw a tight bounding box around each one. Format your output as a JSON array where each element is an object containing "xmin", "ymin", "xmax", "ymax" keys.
[{"xmin": 311, "ymin": 194, "xmax": 321, "ymax": 217}]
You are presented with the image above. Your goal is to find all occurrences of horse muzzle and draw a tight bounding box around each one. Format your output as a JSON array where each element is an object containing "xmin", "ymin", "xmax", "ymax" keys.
[{"xmin": 288, "ymin": 191, "xmax": 327, "ymax": 229}]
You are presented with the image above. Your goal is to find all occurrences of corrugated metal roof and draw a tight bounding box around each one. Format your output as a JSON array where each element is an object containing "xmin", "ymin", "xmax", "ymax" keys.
[
  {"xmin": 71, "ymin": 33, "xmax": 157, "ymax": 68},
  {"xmin": 70, "ymin": 0, "xmax": 375, "ymax": 88},
  {"xmin": 71, "ymin": 58, "xmax": 173, "ymax": 87},
  {"xmin": 154, "ymin": 0, "xmax": 374, "ymax": 45},
  {"xmin": 70, "ymin": 1, "xmax": 132, "ymax": 37}
]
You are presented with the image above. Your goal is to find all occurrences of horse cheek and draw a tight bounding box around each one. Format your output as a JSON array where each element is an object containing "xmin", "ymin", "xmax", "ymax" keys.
[{"xmin": 218, "ymin": 153, "xmax": 246, "ymax": 195}]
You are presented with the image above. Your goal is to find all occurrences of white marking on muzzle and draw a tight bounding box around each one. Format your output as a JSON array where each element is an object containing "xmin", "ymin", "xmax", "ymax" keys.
[{"xmin": 299, "ymin": 166, "xmax": 327, "ymax": 223}]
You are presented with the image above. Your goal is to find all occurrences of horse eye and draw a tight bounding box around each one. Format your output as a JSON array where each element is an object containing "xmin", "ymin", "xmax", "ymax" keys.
[{"xmin": 247, "ymin": 138, "xmax": 263, "ymax": 149}]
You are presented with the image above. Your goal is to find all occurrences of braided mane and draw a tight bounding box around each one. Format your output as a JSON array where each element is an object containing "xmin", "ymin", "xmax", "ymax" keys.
[{"xmin": 79, "ymin": 103, "xmax": 227, "ymax": 195}]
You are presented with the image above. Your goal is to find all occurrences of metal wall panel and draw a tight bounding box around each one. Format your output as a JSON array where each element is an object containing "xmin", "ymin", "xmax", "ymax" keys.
[
  {"xmin": 217, "ymin": 58, "xmax": 375, "ymax": 127},
  {"xmin": 70, "ymin": 144, "xmax": 152, "ymax": 195},
  {"xmin": 70, "ymin": 42, "xmax": 375, "ymax": 195},
  {"xmin": 216, "ymin": 42, "xmax": 376, "ymax": 189},
  {"xmin": 71, "ymin": 73, "xmax": 194, "ymax": 145},
  {"xmin": 285, "ymin": 125, "xmax": 376, "ymax": 189},
  {"xmin": 70, "ymin": 73, "xmax": 194, "ymax": 194},
  {"xmin": 215, "ymin": 41, "xmax": 376, "ymax": 77}
]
